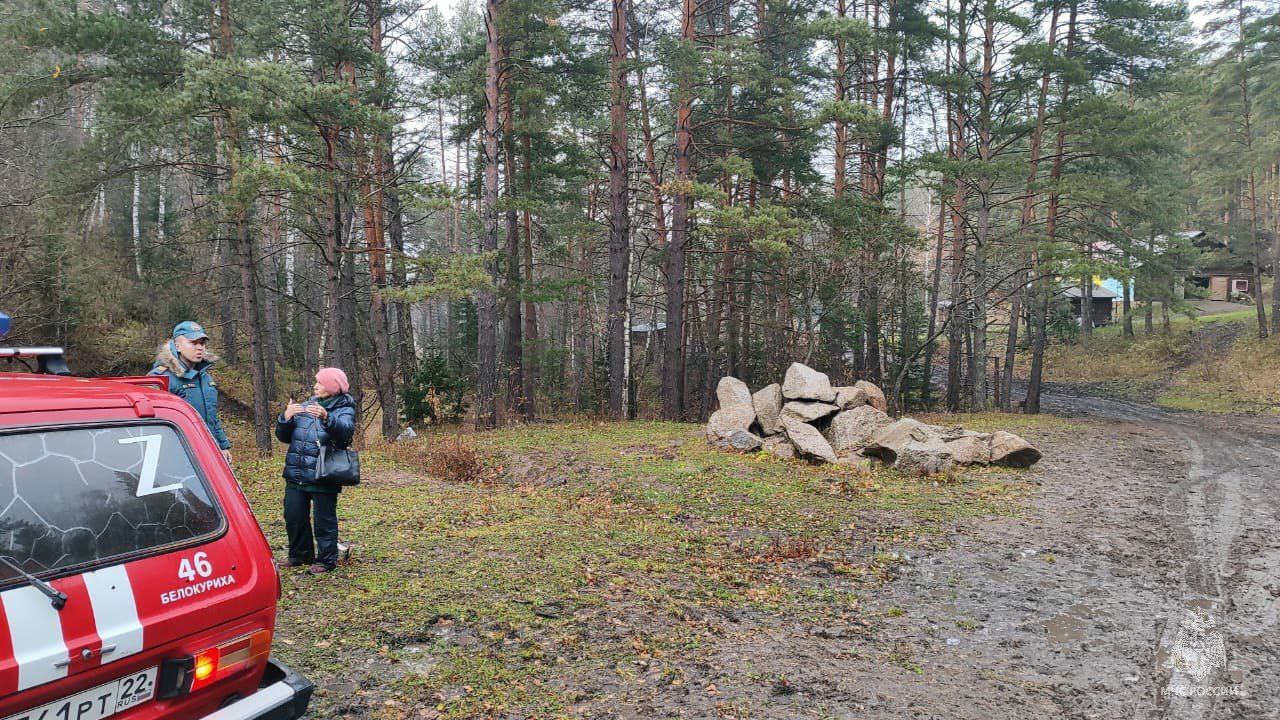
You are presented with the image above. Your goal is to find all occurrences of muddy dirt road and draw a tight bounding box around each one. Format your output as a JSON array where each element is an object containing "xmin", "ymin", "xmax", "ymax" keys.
[
  {"xmin": 602, "ymin": 388, "xmax": 1279, "ymax": 719},
  {"xmin": 853, "ymin": 389, "xmax": 1279, "ymax": 719},
  {"xmin": 1023, "ymin": 388, "xmax": 1279, "ymax": 718}
]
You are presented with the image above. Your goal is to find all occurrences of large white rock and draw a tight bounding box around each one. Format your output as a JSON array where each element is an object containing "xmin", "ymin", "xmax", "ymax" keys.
[
  {"xmin": 833, "ymin": 385, "xmax": 869, "ymax": 409},
  {"xmin": 780, "ymin": 400, "xmax": 840, "ymax": 424},
  {"xmin": 782, "ymin": 363, "xmax": 836, "ymax": 402},
  {"xmin": 895, "ymin": 439, "xmax": 954, "ymax": 476},
  {"xmin": 825, "ymin": 405, "xmax": 892, "ymax": 453},
  {"xmin": 752, "ymin": 383, "xmax": 784, "ymax": 435},
  {"xmin": 715, "ymin": 376, "xmax": 753, "ymax": 410},
  {"xmin": 860, "ymin": 418, "xmax": 941, "ymax": 464},
  {"xmin": 944, "ymin": 432, "xmax": 992, "ymax": 465},
  {"xmin": 714, "ymin": 429, "xmax": 763, "ymax": 452},
  {"xmin": 782, "ymin": 417, "xmax": 837, "ymax": 463},
  {"xmin": 854, "ymin": 380, "xmax": 889, "ymax": 412},
  {"xmin": 705, "ymin": 405, "xmax": 755, "ymax": 444},
  {"xmin": 989, "ymin": 431, "xmax": 1042, "ymax": 467}
]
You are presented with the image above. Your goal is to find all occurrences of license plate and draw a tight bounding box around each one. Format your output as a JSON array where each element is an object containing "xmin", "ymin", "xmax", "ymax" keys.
[{"xmin": 4, "ymin": 667, "xmax": 158, "ymax": 720}]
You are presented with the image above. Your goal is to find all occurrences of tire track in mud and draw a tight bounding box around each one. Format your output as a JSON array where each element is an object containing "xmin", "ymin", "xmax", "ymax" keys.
[{"xmin": 1041, "ymin": 388, "xmax": 1279, "ymax": 719}]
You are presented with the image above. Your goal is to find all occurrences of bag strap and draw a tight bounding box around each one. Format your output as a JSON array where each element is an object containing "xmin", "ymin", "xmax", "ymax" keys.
[{"xmin": 303, "ymin": 410, "xmax": 328, "ymax": 478}]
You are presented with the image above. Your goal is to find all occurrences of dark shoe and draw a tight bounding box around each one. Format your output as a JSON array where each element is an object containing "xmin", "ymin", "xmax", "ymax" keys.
[
  {"xmin": 284, "ymin": 558, "xmax": 308, "ymax": 568},
  {"xmin": 308, "ymin": 563, "xmax": 335, "ymax": 575}
]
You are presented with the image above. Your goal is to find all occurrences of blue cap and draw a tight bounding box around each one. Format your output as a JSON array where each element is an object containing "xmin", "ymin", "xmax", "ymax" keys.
[{"xmin": 172, "ymin": 321, "xmax": 209, "ymax": 341}]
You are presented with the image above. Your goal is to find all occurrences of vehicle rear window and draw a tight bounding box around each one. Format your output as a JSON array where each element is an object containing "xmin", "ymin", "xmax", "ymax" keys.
[{"xmin": 0, "ymin": 424, "xmax": 223, "ymax": 584}]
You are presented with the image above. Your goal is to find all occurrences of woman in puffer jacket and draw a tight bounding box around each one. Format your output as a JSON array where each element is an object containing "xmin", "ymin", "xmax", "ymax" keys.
[{"xmin": 275, "ymin": 367, "xmax": 356, "ymax": 574}]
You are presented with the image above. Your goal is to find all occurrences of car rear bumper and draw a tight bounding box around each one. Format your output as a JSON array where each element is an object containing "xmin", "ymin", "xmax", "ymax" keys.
[{"xmin": 198, "ymin": 658, "xmax": 314, "ymax": 720}]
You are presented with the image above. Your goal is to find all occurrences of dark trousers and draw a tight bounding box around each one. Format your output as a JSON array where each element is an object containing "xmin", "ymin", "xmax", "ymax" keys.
[{"xmin": 284, "ymin": 485, "xmax": 339, "ymax": 567}]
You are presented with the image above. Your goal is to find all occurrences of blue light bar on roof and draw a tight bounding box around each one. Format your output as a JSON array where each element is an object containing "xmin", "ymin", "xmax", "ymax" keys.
[{"xmin": 0, "ymin": 312, "xmax": 9, "ymax": 339}]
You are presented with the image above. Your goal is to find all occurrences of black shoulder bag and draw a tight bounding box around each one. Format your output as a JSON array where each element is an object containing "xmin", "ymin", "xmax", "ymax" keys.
[{"xmin": 312, "ymin": 412, "xmax": 361, "ymax": 486}]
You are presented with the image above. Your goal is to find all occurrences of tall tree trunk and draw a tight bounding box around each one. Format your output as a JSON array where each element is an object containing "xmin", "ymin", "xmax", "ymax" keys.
[
  {"xmin": 1027, "ymin": 0, "xmax": 1077, "ymax": 415},
  {"xmin": 301, "ymin": 244, "xmax": 322, "ymax": 383},
  {"xmin": 1122, "ymin": 255, "xmax": 1134, "ymax": 338},
  {"xmin": 338, "ymin": 207, "xmax": 361, "ymax": 409},
  {"xmin": 156, "ymin": 167, "xmax": 166, "ymax": 248},
  {"xmin": 216, "ymin": 0, "xmax": 270, "ymax": 452},
  {"xmin": 1152, "ymin": 285, "xmax": 1162, "ymax": 333},
  {"xmin": 131, "ymin": 146, "xmax": 142, "ymax": 279},
  {"xmin": 387, "ymin": 151, "xmax": 415, "ymax": 387},
  {"xmin": 1248, "ymin": 169, "xmax": 1267, "ymax": 337},
  {"xmin": 706, "ymin": 25, "xmax": 736, "ymax": 408},
  {"xmin": 663, "ymin": 0, "xmax": 695, "ymax": 421},
  {"xmin": 606, "ymin": 0, "xmax": 631, "ymax": 420},
  {"xmin": 705, "ymin": 241, "xmax": 733, "ymax": 416},
  {"xmin": 262, "ymin": 132, "xmax": 287, "ymax": 397},
  {"xmin": 1235, "ymin": 0, "xmax": 1267, "ymax": 338},
  {"xmin": 923, "ymin": 193, "xmax": 946, "ymax": 406},
  {"xmin": 1012, "ymin": 1, "xmax": 1058, "ymax": 409},
  {"xmin": 502, "ymin": 90, "xmax": 525, "ymax": 421},
  {"xmin": 575, "ymin": 225, "xmax": 592, "ymax": 411},
  {"xmin": 360, "ymin": 0, "xmax": 400, "ymax": 439},
  {"xmin": 635, "ymin": 62, "xmax": 668, "ymax": 248},
  {"xmin": 322, "ymin": 104, "xmax": 343, "ymax": 367},
  {"xmin": 969, "ymin": 0, "xmax": 995, "ymax": 410},
  {"xmin": 217, "ymin": 223, "xmax": 239, "ymax": 364},
  {"xmin": 1024, "ymin": 280, "xmax": 1049, "ymax": 414},
  {"xmin": 833, "ymin": 0, "xmax": 849, "ymax": 200},
  {"xmin": 737, "ymin": 179, "xmax": 758, "ymax": 384},
  {"xmin": 477, "ymin": 0, "xmax": 502, "ymax": 428},
  {"xmin": 945, "ymin": 0, "xmax": 969, "ymax": 412},
  {"xmin": 860, "ymin": 0, "xmax": 900, "ymax": 386},
  {"xmin": 521, "ymin": 137, "xmax": 538, "ymax": 420},
  {"xmin": 824, "ymin": 0, "xmax": 851, "ymax": 381},
  {"xmin": 1161, "ymin": 285, "xmax": 1171, "ymax": 333},
  {"xmin": 1271, "ymin": 165, "xmax": 1280, "ymax": 336},
  {"xmin": 1079, "ymin": 273, "xmax": 1093, "ymax": 340},
  {"xmin": 258, "ymin": 231, "xmax": 281, "ymax": 401}
]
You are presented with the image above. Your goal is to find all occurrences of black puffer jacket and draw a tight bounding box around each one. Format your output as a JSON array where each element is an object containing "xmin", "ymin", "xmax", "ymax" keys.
[{"xmin": 275, "ymin": 394, "xmax": 357, "ymax": 493}]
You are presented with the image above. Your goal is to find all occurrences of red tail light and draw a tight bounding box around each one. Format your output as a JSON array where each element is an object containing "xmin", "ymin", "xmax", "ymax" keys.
[
  {"xmin": 159, "ymin": 629, "xmax": 272, "ymax": 697},
  {"xmin": 190, "ymin": 646, "xmax": 221, "ymax": 690}
]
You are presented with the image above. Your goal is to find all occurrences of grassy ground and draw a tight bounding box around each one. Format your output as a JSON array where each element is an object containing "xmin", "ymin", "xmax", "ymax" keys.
[
  {"xmin": 223, "ymin": 416, "xmax": 1052, "ymax": 719},
  {"xmin": 1034, "ymin": 307, "xmax": 1280, "ymax": 413},
  {"xmin": 1157, "ymin": 331, "xmax": 1280, "ymax": 412}
]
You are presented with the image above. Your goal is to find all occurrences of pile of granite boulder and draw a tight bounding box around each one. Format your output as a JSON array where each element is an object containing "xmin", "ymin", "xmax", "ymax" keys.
[{"xmin": 705, "ymin": 362, "xmax": 1041, "ymax": 474}]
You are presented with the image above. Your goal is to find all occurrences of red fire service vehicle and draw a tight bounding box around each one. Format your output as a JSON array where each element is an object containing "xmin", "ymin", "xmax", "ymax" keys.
[{"xmin": 0, "ymin": 313, "xmax": 312, "ymax": 720}]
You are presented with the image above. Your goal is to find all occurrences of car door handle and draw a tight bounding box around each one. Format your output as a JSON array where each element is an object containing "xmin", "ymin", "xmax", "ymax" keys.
[{"xmin": 54, "ymin": 644, "xmax": 118, "ymax": 667}]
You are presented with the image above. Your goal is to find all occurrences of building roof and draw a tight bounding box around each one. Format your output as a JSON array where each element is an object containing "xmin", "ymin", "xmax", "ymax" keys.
[{"xmin": 1061, "ymin": 285, "xmax": 1119, "ymax": 299}]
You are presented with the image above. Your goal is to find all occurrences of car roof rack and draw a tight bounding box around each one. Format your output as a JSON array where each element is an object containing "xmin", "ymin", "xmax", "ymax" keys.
[{"xmin": 0, "ymin": 347, "xmax": 72, "ymax": 376}]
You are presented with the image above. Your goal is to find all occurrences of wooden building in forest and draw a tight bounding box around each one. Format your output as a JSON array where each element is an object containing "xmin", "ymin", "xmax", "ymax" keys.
[
  {"xmin": 1062, "ymin": 284, "xmax": 1118, "ymax": 326},
  {"xmin": 1188, "ymin": 260, "xmax": 1255, "ymax": 302},
  {"xmin": 1169, "ymin": 229, "xmax": 1266, "ymax": 302}
]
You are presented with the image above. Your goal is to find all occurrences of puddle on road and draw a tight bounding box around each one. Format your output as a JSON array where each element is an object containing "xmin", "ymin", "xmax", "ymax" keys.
[
  {"xmin": 401, "ymin": 644, "xmax": 440, "ymax": 675},
  {"xmin": 1044, "ymin": 603, "xmax": 1096, "ymax": 643}
]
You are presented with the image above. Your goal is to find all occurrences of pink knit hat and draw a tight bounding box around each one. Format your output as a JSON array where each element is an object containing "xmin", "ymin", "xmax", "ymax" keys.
[{"xmin": 315, "ymin": 367, "xmax": 350, "ymax": 395}]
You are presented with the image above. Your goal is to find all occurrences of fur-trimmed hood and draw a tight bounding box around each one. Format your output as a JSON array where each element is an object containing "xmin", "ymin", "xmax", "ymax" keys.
[
  {"xmin": 153, "ymin": 341, "xmax": 218, "ymax": 379},
  {"xmin": 150, "ymin": 340, "xmax": 230, "ymax": 450}
]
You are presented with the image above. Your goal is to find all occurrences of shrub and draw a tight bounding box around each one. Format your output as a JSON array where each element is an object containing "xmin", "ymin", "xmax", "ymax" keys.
[
  {"xmin": 424, "ymin": 434, "xmax": 495, "ymax": 485},
  {"xmin": 401, "ymin": 356, "xmax": 469, "ymax": 425}
]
